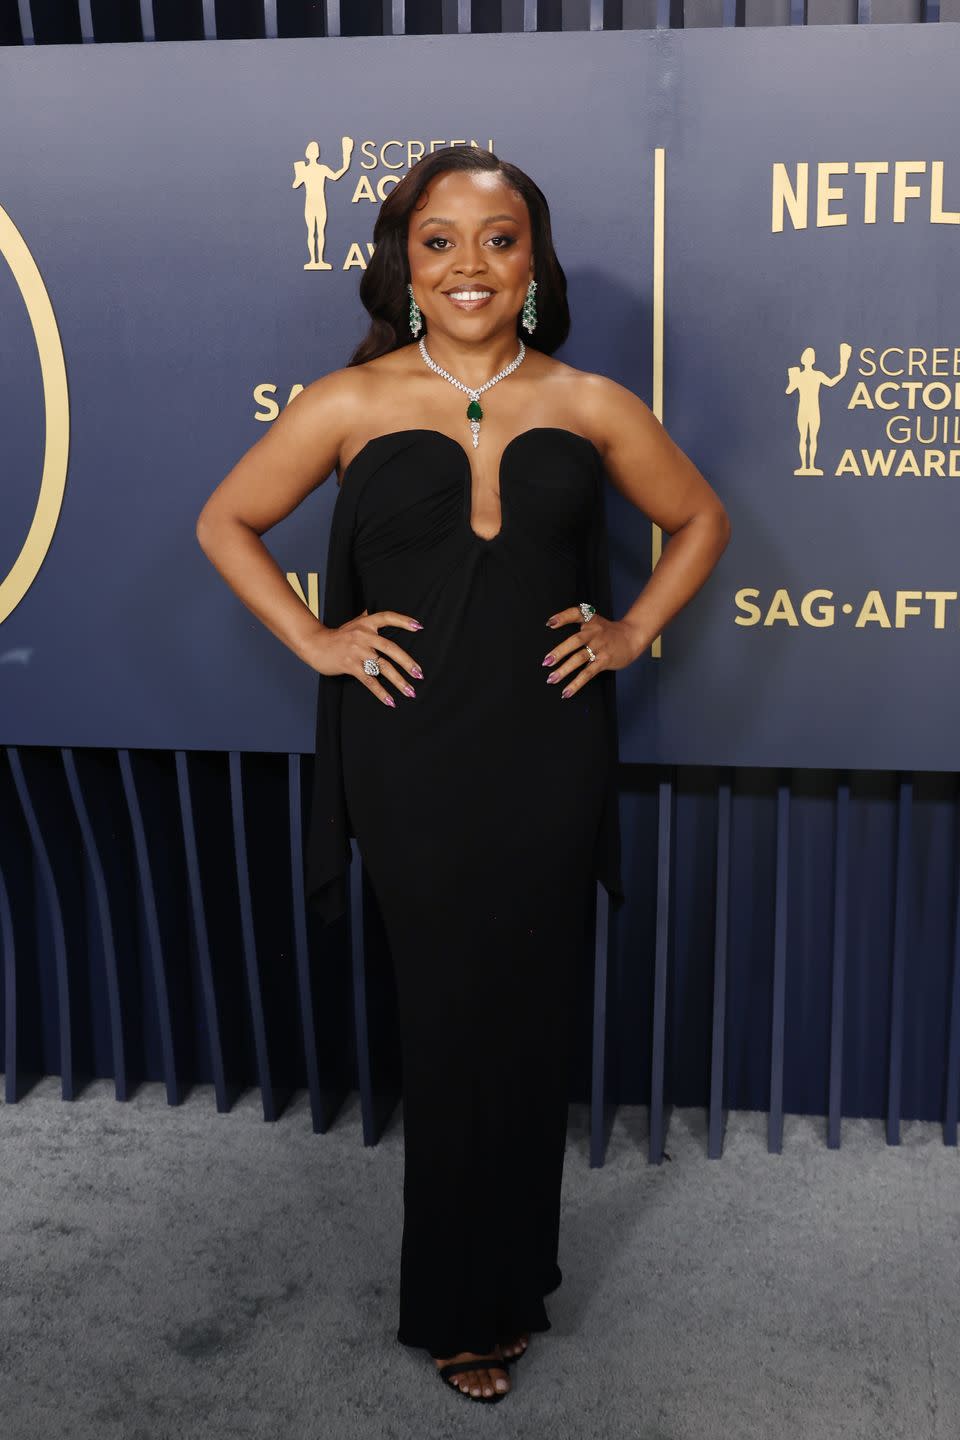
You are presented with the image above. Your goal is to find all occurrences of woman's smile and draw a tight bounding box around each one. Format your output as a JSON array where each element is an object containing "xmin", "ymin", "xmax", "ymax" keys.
[{"xmin": 443, "ymin": 286, "xmax": 496, "ymax": 312}]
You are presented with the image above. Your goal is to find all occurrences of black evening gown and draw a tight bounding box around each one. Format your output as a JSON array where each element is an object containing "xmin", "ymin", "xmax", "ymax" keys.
[{"xmin": 305, "ymin": 426, "xmax": 624, "ymax": 1360}]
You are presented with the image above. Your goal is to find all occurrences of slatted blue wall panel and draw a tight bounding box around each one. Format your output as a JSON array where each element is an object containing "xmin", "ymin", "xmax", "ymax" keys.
[{"xmin": 2, "ymin": 0, "xmax": 958, "ymax": 1169}]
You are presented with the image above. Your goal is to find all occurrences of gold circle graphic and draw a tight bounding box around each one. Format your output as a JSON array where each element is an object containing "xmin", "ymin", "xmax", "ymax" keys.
[{"xmin": 0, "ymin": 203, "xmax": 69, "ymax": 626}]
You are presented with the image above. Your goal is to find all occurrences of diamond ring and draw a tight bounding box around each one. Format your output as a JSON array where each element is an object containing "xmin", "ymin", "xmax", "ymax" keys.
[
  {"xmin": 584, "ymin": 645, "xmax": 597, "ymax": 663},
  {"xmin": 578, "ymin": 602, "xmax": 596, "ymax": 622},
  {"xmin": 362, "ymin": 657, "xmax": 381, "ymax": 676}
]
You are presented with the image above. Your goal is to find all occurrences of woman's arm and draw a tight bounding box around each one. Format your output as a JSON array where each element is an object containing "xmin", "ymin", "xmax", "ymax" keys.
[
  {"xmin": 585, "ymin": 372, "xmax": 732, "ymax": 660},
  {"xmin": 541, "ymin": 371, "xmax": 731, "ymax": 697},
  {"xmin": 194, "ymin": 371, "xmax": 353, "ymax": 663},
  {"xmin": 195, "ymin": 371, "xmax": 423, "ymax": 708}
]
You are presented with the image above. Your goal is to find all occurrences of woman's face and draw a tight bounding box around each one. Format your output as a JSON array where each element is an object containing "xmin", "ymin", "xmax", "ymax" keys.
[{"xmin": 406, "ymin": 168, "xmax": 534, "ymax": 342}]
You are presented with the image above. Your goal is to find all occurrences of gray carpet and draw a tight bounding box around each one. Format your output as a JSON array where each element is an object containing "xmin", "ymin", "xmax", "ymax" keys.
[{"xmin": 1, "ymin": 1080, "xmax": 958, "ymax": 1440}]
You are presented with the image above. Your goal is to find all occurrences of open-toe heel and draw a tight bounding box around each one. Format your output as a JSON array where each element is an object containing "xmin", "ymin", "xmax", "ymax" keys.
[{"xmin": 437, "ymin": 1357, "xmax": 510, "ymax": 1403}]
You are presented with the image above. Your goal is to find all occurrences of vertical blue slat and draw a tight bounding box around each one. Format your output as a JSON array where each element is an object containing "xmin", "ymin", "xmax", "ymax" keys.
[
  {"xmin": 857, "ymin": 0, "xmax": 871, "ymax": 17},
  {"xmin": 442, "ymin": 0, "xmax": 472, "ymax": 29},
  {"xmin": 264, "ymin": 1, "xmax": 278, "ymax": 37},
  {"xmin": 349, "ymin": 838, "xmax": 377, "ymax": 1143},
  {"xmin": 383, "ymin": 0, "xmax": 405, "ymax": 31},
  {"xmin": 0, "ymin": 860, "xmax": 17, "ymax": 1103},
  {"xmin": 590, "ymin": 879, "xmax": 611, "ymax": 1168},
  {"xmin": 886, "ymin": 776, "xmax": 912, "ymax": 1146},
  {"xmin": 16, "ymin": 0, "xmax": 34, "ymax": 43},
  {"xmin": 117, "ymin": 751, "xmax": 181, "ymax": 1105},
  {"xmin": 139, "ymin": 0, "xmax": 155, "ymax": 40},
  {"xmin": 174, "ymin": 752, "xmax": 228, "ymax": 1112},
  {"xmin": 325, "ymin": 0, "xmax": 341, "ymax": 35},
  {"xmin": 708, "ymin": 780, "xmax": 731, "ymax": 1158},
  {"xmin": 77, "ymin": 0, "xmax": 94, "ymax": 41},
  {"xmin": 7, "ymin": 748, "xmax": 74, "ymax": 1101},
  {"xmin": 228, "ymin": 752, "xmax": 276, "ymax": 1121},
  {"xmin": 722, "ymin": 0, "xmax": 737, "ymax": 22},
  {"xmin": 62, "ymin": 749, "xmax": 128, "ymax": 1101},
  {"xmin": 201, "ymin": 0, "xmax": 217, "ymax": 38},
  {"xmin": 649, "ymin": 773, "xmax": 672, "ymax": 1164},
  {"xmin": 827, "ymin": 776, "xmax": 849, "ymax": 1149},
  {"xmin": 288, "ymin": 754, "xmax": 325, "ymax": 1133},
  {"xmin": 944, "ymin": 779, "xmax": 960, "ymax": 1145},
  {"xmin": 524, "ymin": 0, "xmax": 539, "ymax": 27},
  {"xmin": 767, "ymin": 776, "xmax": 790, "ymax": 1154}
]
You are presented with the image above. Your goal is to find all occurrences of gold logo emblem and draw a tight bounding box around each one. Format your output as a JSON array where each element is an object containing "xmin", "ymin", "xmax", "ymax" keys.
[
  {"xmin": 786, "ymin": 342, "xmax": 852, "ymax": 475},
  {"xmin": 293, "ymin": 138, "xmax": 354, "ymax": 271},
  {"xmin": 0, "ymin": 203, "xmax": 69, "ymax": 626}
]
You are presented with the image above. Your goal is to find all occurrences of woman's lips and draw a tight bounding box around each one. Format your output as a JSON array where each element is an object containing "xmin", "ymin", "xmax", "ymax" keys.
[{"xmin": 443, "ymin": 290, "xmax": 495, "ymax": 312}]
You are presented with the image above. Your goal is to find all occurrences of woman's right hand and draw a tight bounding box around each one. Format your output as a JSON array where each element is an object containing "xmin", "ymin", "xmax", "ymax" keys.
[{"xmin": 303, "ymin": 609, "xmax": 424, "ymax": 708}]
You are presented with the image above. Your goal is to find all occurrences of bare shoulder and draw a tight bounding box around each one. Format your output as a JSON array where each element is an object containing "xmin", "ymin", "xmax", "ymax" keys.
[
  {"xmin": 540, "ymin": 363, "xmax": 658, "ymax": 460},
  {"xmin": 544, "ymin": 362, "xmax": 726, "ymax": 534},
  {"xmin": 295, "ymin": 362, "xmax": 376, "ymax": 427}
]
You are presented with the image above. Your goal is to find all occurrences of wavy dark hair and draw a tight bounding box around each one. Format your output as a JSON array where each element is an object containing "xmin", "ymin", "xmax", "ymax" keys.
[{"xmin": 347, "ymin": 146, "xmax": 570, "ymax": 366}]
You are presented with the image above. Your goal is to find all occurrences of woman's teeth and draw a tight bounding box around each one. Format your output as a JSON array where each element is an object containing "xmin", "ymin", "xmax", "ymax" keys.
[{"xmin": 447, "ymin": 290, "xmax": 493, "ymax": 301}]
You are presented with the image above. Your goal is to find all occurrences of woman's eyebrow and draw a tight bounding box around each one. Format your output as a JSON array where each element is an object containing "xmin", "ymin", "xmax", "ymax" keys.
[{"xmin": 416, "ymin": 213, "xmax": 520, "ymax": 229}]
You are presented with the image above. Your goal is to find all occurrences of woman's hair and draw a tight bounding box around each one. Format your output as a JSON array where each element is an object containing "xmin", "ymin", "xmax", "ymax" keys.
[{"xmin": 346, "ymin": 146, "xmax": 570, "ymax": 366}]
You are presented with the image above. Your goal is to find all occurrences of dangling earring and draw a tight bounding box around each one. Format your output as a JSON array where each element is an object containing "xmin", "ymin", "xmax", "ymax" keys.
[
  {"xmin": 407, "ymin": 282, "xmax": 423, "ymax": 338},
  {"xmin": 521, "ymin": 277, "xmax": 538, "ymax": 334}
]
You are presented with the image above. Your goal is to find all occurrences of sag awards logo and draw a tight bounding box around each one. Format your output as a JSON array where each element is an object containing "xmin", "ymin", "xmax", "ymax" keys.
[
  {"xmin": 0, "ymin": 203, "xmax": 69, "ymax": 631},
  {"xmin": 734, "ymin": 338, "xmax": 960, "ymax": 633},
  {"xmin": 785, "ymin": 342, "xmax": 960, "ymax": 480}
]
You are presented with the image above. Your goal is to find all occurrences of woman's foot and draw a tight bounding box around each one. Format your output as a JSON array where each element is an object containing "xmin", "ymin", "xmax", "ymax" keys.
[
  {"xmin": 498, "ymin": 1330, "xmax": 530, "ymax": 1360},
  {"xmin": 434, "ymin": 1346, "xmax": 511, "ymax": 1398}
]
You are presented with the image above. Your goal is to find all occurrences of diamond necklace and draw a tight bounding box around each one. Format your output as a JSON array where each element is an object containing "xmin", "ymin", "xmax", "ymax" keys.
[{"xmin": 417, "ymin": 335, "xmax": 526, "ymax": 449}]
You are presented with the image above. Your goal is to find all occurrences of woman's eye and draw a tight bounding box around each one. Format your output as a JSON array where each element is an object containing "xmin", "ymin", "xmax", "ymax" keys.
[{"xmin": 425, "ymin": 234, "xmax": 516, "ymax": 251}]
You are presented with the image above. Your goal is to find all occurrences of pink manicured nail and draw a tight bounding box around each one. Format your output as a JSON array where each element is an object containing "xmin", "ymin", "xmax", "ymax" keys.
[
  {"xmin": 561, "ymin": 687, "xmax": 573, "ymax": 699},
  {"xmin": 545, "ymin": 618, "xmax": 556, "ymax": 627},
  {"xmin": 402, "ymin": 684, "xmax": 416, "ymax": 698},
  {"xmin": 542, "ymin": 654, "xmax": 555, "ymax": 666},
  {"xmin": 410, "ymin": 621, "xmax": 423, "ymax": 630},
  {"xmin": 547, "ymin": 673, "xmax": 561, "ymax": 684},
  {"xmin": 411, "ymin": 665, "xmax": 424, "ymax": 680},
  {"xmin": 383, "ymin": 695, "xmax": 396, "ymax": 707}
]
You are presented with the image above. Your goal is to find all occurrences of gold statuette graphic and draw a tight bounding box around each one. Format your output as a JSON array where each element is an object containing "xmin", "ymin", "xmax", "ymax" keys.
[
  {"xmin": 293, "ymin": 138, "xmax": 354, "ymax": 271},
  {"xmin": 0, "ymin": 203, "xmax": 69, "ymax": 626},
  {"xmin": 786, "ymin": 342, "xmax": 852, "ymax": 476}
]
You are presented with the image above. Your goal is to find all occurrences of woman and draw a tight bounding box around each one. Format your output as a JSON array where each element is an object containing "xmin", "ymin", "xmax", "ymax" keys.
[{"xmin": 196, "ymin": 146, "xmax": 730, "ymax": 1403}]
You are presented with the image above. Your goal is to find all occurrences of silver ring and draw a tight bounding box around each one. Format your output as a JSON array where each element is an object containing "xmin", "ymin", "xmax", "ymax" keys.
[
  {"xmin": 579, "ymin": 601, "xmax": 597, "ymax": 622},
  {"xmin": 584, "ymin": 645, "xmax": 597, "ymax": 663},
  {"xmin": 362, "ymin": 657, "xmax": 380, "ymax": 677}
]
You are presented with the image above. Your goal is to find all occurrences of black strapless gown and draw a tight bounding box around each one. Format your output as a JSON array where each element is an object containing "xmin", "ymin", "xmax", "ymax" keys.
[{"xmin": 305, "ymin": 426, "xmax": 624, "ymax": 1359}]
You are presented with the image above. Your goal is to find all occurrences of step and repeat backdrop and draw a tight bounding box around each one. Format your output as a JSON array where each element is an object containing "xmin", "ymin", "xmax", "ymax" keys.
[{"xmin": 2, "ymin": 25, "xmax": 959, "ymax": 769}]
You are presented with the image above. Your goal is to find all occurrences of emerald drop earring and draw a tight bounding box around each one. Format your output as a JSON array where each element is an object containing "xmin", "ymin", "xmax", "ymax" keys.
[
  {"xmin": 407, "ymin": 283, "xmax": 423, "ymax": 338},
  {"xmin": 521, "ymin": 278, "xmax": 538, "ymax": 334}
]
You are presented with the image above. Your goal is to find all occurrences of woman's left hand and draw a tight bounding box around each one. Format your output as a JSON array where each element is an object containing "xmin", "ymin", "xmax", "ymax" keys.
[{"xmin": 541, "ymin": 608, "xmax": 645, "ymax": 699}]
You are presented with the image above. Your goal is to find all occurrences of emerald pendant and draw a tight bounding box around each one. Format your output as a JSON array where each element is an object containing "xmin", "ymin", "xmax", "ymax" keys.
[{"xmin": 466, "ymin": 399, "xmax": 483, "ymax": 422}]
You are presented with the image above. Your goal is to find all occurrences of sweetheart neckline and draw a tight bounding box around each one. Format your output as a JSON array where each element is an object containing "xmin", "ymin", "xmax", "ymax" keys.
[
  {"xmin": 337, "ymin": 426, "xmax": 602, "ymax": 545},
  {"xmin": 337, "ymin": 425, "xmax": 601, "ymax": 493}
]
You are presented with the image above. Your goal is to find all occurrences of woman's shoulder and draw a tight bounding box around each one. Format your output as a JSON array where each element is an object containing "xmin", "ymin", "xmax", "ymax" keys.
[{"xmin": 536, "ymin": 357, "xmax": 652, "ymax": 454}]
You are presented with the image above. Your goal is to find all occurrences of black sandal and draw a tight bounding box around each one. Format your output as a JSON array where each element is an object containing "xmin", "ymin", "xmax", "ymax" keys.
[{"xmin": 437, "ymin": 1356, "xmax": 510, "ymax": 1402}]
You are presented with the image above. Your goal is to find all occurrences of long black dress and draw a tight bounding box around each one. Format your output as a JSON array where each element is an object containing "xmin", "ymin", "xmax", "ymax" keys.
[{"xmin": 305, "ymin": 425, "xmax": 624, "ymax": 1360}]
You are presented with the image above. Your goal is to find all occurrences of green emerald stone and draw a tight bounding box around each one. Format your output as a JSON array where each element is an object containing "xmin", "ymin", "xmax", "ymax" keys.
[{"xmin": 466, "ymin": 399, "xmax": 483, "ymax": 421}]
